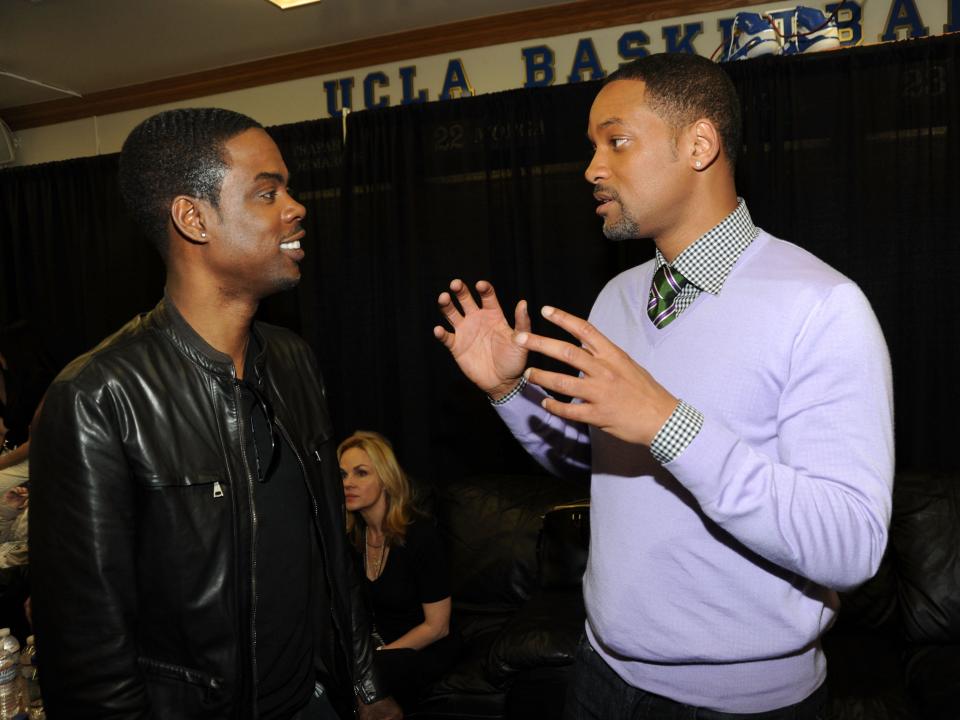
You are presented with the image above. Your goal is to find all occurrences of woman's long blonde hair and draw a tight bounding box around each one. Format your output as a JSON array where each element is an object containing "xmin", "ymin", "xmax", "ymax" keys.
[{"xmin": 338, "ymin": 430, "xmax": 416, "ymax": 550}]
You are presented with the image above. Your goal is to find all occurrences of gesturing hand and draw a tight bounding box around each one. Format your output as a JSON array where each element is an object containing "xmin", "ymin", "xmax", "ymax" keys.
[
  {"xmin": 517, "ymin": 305, "xmax": 679, "ymax": 446},
  {"xmin": 434, "ymin": 279, "xmax": 531, "ymax": 400}
]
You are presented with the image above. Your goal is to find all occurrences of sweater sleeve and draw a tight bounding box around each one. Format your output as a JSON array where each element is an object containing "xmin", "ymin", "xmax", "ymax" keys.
[
  {"xmin": 494, "ymin": 380, "xmax": 591, "ymax": 482},
  {"xmin": 666, "ymin": 282, "xmax": 894, "ymax": 591}
]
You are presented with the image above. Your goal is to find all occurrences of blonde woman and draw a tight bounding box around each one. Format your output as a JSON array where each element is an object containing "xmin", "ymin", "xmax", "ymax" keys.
[{"xmin": 338, "ymin": 431, "xmax": 458, "ymax": 706}]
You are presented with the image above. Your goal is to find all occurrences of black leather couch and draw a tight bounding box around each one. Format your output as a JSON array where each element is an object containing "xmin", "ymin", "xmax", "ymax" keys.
[
  {"xmin": 407, "ymin": 471, "xmax": 960, "ymax": 720},
  {"xmin": 824, "ymin": 471, "xmax": 960, "ymax": 720},
  {"xmin": 409, "ymin": 474, "xmax": 588, "ymax": 720}
]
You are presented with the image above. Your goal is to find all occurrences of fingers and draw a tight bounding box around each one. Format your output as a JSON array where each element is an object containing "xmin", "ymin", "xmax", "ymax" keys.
[
  {"xmin": 475, "ymin": 280, "xmax": 505, "ymax": 312},
  {"xmin": 524, "ymin": 366, "xmax": 593, "ymax": 403},
  {"xmin": 436, "ymin": 288, "xmax": 464, "ymax": 329},
  {"xmin": 540, "ymin": 305, "xmax": 608, "ymax": 354},
  {"xmin": 432, "ymin": 325, "xmax": 454, "ymax": 350},
  {"xmin": 514, "ymin": 299, "xmax": 531, "ymax": 334},
  {"xmin": 541, "ymin": 395, "xmax": 590, "ymax": 423},
  {"xmin": 515, "ymin": 330, "xmax": 599, "ymax": 376},
  {"xmin": 451, "ymin": 278, "xmax": 480, "ymax": 313},
  {"xmin": 436, "ymin": 279, "xmax": 494, "ymax": 326},
  {"xmin": 475, "ymin": 279, "xmax": 494, "ymax": 299},
  {"xmin": 436, "ymin": 278, "xmax": 524, "ymax": 335}
]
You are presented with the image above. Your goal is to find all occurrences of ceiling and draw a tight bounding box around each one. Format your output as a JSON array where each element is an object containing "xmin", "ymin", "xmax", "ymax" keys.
[{"xmin": 0, "ymin": 0, "xmax": 571, "ymax": 110}]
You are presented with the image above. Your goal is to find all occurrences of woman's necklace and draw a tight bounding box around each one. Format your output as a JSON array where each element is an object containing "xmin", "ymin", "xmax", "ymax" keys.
[{"xmin": 365, "ymin": 527, "xmax": 387, "ymax": 580}]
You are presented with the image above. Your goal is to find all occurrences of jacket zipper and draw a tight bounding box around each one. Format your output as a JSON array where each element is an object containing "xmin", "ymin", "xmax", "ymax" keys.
[
  {"xmin": 274, "ymin": 417, "xmax": 321, "ymax": 523},
  {"xmin": 266, "ymin": 376, "xmax": 365, "ymax": 700},
  {"xmin": 233, "ymin": 378, "xmax": 259, "ymax": 715},
  {"xmin": 273, "ymin": 411, "xmax": 351, "ymax": 670}
]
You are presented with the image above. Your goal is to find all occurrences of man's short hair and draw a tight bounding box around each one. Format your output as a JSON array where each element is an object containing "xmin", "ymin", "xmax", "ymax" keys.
[
  {"xmin": 606, "ymin": 54, "xmax": 742, "ymax": 168},
  {"xmin": 117, "ymin": 108, "xmax": 263, "ymax": 260}
]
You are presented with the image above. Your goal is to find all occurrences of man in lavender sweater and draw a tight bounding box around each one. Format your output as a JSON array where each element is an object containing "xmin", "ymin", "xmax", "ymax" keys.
[{"xmin": 433, "ymin": 53, "xmax": 893, "ymax": 719}]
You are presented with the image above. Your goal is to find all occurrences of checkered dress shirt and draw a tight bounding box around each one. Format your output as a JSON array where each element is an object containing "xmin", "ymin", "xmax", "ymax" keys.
[{"xmin": 649, "ymin": 199, "xmax": 759, "ymax": 464}]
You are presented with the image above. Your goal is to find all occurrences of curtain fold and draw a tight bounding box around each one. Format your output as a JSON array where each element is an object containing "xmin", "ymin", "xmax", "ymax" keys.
[
  {"xmin": 334, "ymin": 81, "xmax": 645, "ymax": 476},
  {"xmin": 1, "ymin": 36, "xmax": 957, "ymax": 479},
  {"xmin": 0, "ymin": 154, "xmax": 164, "ymax": 370},
  {"xmin": 264, "ymin": 117, "xmax": 345, "ymax": 384},
  {"xmin": 726, "ymin": 35, "xmax": 960, "ymax": 471}
]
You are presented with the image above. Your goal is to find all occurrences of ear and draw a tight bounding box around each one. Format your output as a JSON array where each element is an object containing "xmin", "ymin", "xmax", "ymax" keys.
[
  {"xmin": 688, "ymin": 119, "xmax": 721, "ymax": 172},
  {"xmin": 170, "ymin": 196, "xmax": 210, "ymax": 245}
]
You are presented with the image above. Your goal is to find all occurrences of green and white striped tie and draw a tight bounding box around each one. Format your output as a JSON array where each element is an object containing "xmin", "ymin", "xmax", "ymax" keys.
[{"xmin": 647, "ymin": 264, "xmax": 688, "ymax": 329}]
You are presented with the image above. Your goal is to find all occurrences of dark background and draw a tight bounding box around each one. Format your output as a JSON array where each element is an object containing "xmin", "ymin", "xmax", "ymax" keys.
[{"xmin": 1, "ymin": 35, "xmax": 957, "ymax": 483}]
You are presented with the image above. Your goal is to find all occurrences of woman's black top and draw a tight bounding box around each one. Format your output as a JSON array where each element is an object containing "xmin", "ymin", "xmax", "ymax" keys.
[{"xmin": 366, "ymin": 519, "xmax": 450, "ymax": 644}]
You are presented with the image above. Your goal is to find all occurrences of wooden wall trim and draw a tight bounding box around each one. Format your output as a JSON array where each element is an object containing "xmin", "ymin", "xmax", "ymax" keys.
[{"xmin": 2, "ymin": 0, "xmax": 764, "ymax": 131}]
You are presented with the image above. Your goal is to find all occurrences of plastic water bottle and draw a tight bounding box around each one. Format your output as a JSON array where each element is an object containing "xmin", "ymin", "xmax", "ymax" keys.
[
  {"xmin": 0, "ymin": 628, "xmax": 22, "ymax": 719},
  {"xmin": 18, "ymin": 636, "xmax": 41, "ymax": 720}
]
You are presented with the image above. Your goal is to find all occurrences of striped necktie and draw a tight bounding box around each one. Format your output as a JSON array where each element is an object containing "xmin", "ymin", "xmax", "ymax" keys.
[{"xmin": 647, "ymin": 264, "xmax": 688, "ymax": 329}]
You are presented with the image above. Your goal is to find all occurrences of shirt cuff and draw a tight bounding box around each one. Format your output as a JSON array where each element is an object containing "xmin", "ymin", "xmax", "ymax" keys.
[
  {"xmin": 649, "ymin": 399, "xmax": 704, "ymax": 465},
  {"xmin": 488, "ymin": 376, "xmax": 527, "ymax": 406}
]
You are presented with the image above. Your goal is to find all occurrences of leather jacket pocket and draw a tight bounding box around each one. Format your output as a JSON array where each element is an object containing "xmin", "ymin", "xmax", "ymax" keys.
[
  {"xmin": 305, "ymin": 432, "xmax": 339, "ymax": 515},
  {"xmin": 140, "ymin": 471, "xmax": 229, "ymax": 491},
  {"xmin": 138, "ymin": 656, "xmax": 227, "ymax": 718},
  {"xmin": 138, "ymin": 655, "xmax": 224, "ymax": 689},
  {"xmin": 306, "ymin": 428, "xmax": 332, "ymax": 462},
  {"xmin": 134, "ymin": 472, "xmax": 233, "ymax": 636},
  {"xmin": 137, "ymin": 471, "xmax": 230, "ymax": 507},
  {"xmin": 136, "ymin": 471, "xmax": 231, "ymax": 551}
]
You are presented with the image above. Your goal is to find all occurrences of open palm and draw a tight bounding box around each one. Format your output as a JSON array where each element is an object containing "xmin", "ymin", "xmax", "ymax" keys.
[{"xmin": 434, "ymin": 279, "xmax": 530, "ymax": 398}]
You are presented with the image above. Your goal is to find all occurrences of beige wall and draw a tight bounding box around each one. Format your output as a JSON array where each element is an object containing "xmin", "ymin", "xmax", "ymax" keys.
[{"xmin": 9, "ymin": 0, "xmax": 948, "ymax": 167}]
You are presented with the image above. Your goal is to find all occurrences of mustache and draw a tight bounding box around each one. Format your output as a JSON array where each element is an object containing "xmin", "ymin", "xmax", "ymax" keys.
[
  {"xmin": 593, "ymin": 185, "xmax": 620, "ymax": 203},
  {"xmin": 281, "ymin": 226, "xmax": 305, "ymax": 241}
]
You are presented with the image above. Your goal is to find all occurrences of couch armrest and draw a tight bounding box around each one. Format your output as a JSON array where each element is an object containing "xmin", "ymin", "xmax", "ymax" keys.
[
  {"xmin": 892, "ymin": 473, "xmax": 960, "ymax": 644},
  {"xmin": 537, "ymin": 500, "xmax": 590, "ymax": 590},
  {"xmin": 438, "ymin": 475, "xmax": 588, "ymax": 610},
  {"xmin": 487, "ymin": 588, "xmax": 585, "ymax": 684}
]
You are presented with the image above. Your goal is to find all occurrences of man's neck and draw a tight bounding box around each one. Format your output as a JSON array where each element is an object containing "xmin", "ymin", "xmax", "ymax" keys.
[
  {"xmin": 656, "ymin": 182, "xmax": 739, "ymax": 263},
  {"xmin": 166, "ymin": 280, "xmax": 258, "ymax": 379}
]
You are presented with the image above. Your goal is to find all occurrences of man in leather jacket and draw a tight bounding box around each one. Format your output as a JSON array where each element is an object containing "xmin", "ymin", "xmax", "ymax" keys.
[{"xmin": 29, "ymin": 109, "xmax": 402, "ymax": 720}]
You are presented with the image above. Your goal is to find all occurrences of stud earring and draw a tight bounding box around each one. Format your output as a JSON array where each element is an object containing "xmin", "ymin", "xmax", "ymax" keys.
[
  {"xmin": 695, "ymin": 160, "xmax": 702, "ymax": 169},
  {"xmin": 200, "ymin": 232, "xmax": 206, "ymax": 238}
]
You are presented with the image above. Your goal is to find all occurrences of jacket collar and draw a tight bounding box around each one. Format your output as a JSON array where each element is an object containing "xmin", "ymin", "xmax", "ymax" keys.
[{"xmin": 152, "ymin": 291, "xmax": 268, "ymax": 382}]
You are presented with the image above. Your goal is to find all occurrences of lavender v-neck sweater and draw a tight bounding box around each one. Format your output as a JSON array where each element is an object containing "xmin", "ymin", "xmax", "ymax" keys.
[{"xmin": 497, "ymin": 231, "xmax": 894, "ymax": 712}]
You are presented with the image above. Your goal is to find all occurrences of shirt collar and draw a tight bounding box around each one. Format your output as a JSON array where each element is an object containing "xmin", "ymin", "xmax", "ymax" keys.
[{"xmin": 654, "ymin": 198, "xmax": 759, "ymax": 295}]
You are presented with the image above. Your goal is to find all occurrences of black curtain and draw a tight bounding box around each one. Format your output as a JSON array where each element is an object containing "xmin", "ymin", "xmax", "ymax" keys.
[
  {"xmin": 0, "ymin": 154, "xmax": 165, "ymax": 371},
  {"xmin": 329, "ymin": 81, "xmax": 651, "ymax": 478},
  {"xmin": 726, "ymin": 35, "xmax": 959, "ymax": 472},
  {"xmin": 1, "ymin": 35, "xmax": 957, "ymax": 483},
  {"xmin": 263, "ymin": 118, "xmax": 345, "ymax": 382}
]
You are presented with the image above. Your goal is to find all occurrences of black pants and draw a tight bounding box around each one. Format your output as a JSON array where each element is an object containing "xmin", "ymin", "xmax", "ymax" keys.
[
  {"xmin": 563, "ymin": 639, "xmax": 829, "ymax": 720},
  {"xmin": 374, "ymin": 633, "xmax": 461, "ymax": 709},
  {"xmin": 290, "ymin": 686, "xmax": 340, "ymax": 720}
]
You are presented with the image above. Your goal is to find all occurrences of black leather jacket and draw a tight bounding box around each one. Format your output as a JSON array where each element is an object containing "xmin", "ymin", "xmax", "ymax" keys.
[{"xmin": 30, "ymin": 298, "xmax": 384, "ymax": 719}]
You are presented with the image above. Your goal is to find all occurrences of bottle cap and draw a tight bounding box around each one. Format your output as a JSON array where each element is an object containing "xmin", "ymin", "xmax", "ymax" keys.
[{"xmin": 0, "ymin": 629, "xmax": 9, "ymax": 637}]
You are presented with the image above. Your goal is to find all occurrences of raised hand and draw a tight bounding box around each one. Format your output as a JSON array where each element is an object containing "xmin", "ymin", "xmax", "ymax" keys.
[
  {"xmin": 434, "ymin": 279, "xmax": 530, "ymax": 400},
  {"xmin": 517, "ymin": 305, "xmax": 679, "ymax": 446}
]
